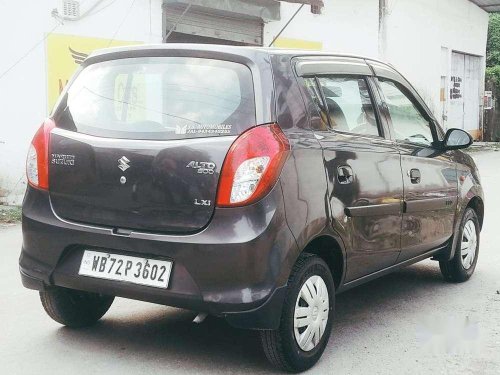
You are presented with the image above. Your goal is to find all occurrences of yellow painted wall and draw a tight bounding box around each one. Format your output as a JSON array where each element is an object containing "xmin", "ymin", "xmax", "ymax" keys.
[
  {"xmin": 46, "ymin": 33, "xmax": 140, "ymax": 112},
  {"xmin": 273, "ymin": 37, "xmax": 322, "ymax": 51}
]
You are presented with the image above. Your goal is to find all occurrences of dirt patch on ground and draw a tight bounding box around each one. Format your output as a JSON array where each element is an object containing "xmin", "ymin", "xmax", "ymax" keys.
[{"xmin": 0, "ymin": 206, "xmax": 21, "ymax": 225}]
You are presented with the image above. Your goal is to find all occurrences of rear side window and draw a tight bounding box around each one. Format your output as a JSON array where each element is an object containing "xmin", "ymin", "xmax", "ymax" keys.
[
  {"xmin": 303, "ymin": 78, "xmax": 329, "ymax": 131},
  {"xmin": 54, "ymin": 57, "xmax": 256, "ymax": 140},
  {"xmin": 316, "ymin": 77, "xmax": 380, "ymax": 137}
]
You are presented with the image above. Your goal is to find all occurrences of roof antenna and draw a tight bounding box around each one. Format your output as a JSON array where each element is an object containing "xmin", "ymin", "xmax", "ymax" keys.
[{"xmin": 268, "ymin": 4, "xmax": 305, "ymax": 47}]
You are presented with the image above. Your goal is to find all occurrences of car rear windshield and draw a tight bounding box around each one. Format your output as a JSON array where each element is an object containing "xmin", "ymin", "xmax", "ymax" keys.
[{"xmin": 54, "ymin": 57, "xmax": 256, "ymax": 140}]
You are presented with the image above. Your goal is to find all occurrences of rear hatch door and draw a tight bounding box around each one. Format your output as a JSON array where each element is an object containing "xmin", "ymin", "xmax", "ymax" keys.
[{"xmin": 49, "ymin": 56, "xmax": 256, "ymax": 233}]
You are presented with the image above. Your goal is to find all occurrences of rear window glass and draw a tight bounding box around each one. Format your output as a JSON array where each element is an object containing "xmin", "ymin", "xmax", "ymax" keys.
[{"xmin": 54, "ymin": 57, "xmax": 256, "ymax": 140}]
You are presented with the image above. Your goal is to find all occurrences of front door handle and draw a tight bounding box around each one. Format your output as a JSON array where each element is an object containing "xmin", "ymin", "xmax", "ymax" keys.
[
  {"xmin": 409, "ymin": 168, "xmax": 421, "ymax": 184},
  {"xmin": 337, "ymin": 166, "xmax": 354, "ymax": 184}
]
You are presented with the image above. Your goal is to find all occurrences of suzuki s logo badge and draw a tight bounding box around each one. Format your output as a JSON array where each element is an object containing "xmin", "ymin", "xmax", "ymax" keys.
[{"xmin": 118, "ymin": 156, "xmax": 130, "ymax": 172}]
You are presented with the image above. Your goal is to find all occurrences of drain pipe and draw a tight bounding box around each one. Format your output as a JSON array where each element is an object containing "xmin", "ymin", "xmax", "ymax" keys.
[{"xmin": 378, "ymin": 0, "xmax": 388, "ymax": 60}]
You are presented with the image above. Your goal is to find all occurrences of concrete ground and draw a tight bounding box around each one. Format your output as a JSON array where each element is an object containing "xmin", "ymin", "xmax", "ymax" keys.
[{"xmin": 1, "ymin": 151, "xmax": 499, "ymax": 375}]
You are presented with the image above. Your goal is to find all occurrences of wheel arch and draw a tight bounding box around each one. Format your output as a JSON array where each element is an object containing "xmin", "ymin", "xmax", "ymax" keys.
[
  {"xmin": 441, "ymin": 194, "xmax": 484, "ymax": 262},
  {"xmin": 467, "ymin": 196, "xmax": 484, "ymax": 229},
  {"xmin": 300, "ymin": 234, "xmax": 345, "ymax": 290}
]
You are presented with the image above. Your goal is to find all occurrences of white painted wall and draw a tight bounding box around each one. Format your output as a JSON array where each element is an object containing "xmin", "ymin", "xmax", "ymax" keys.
[
  {"xmin": 265, "ymin": 0, "xmax": 488, "ymax": 129},
  {"xmin": 263, "ymin": 0, "xmax": 380, "ymax": 58},
  {"xmin": 382, "ymin": 0, "xmax": 489, "ymax": 128},
  {"xmin": 0, "ymin": 0, "xmax": 163, "ymax": 204},
  {"xmin": 0, "ymin": 0, "xmax": 489, "ymax": 204}
]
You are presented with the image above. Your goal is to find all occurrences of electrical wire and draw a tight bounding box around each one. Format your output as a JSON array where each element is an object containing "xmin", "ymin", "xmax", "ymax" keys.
[
  {"xmin": 0, "ymin": 0, "xmax": 94, "ymax": 82},
  {"xmin": 85, "ymin": 0, "xmax": 119, "ymax": 18},
  {"xmin": 107, "ymin": 0, "xmax": 137, "ymax": 47},
  {"xmin": 0, "ymin": 23, "xmax": 60, "ymax": 82},
  {"xmin": 268, "ymin": 4, "xmax": 305, "ymax": 47}
]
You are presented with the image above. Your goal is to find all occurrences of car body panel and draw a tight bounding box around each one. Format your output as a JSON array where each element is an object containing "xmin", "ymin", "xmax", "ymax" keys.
[
  {"xmin": 270, "ymin": 54, "xmax": 332, "ymax": 255},
  {"xmin": 293, "ymin": 56, "xmax": 404, "ymax": 282},
  {"xmin": 49, "ymin": 128, "xmax": 235, "ymax": 233},
  {"xmin": 447, "ymin": 150, "xmax": 484, "ymax": 260},
  {"xmin": 367, "ymin": 60, "xmax": 480, "ymax": 262},
  {"xmin": 19, "ymin": 45, "xmax": 485, "ymax": 330},
  {"xmin": 21, "ymin": 183, "xmax": 297, "ymax": 325},
  {"xmin": 318, "ymin": 133, "xmax": 403, "ymax": 282},
  {"xmin": 396, "ymin": 145, "xmax": 458, "ymax": 261}
]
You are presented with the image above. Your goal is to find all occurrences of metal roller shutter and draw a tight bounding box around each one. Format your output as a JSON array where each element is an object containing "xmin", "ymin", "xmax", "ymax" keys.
[
  {"xmin": 449, "ymin": 52, "xmax": 481, "ymax": 137},
  {"xmin": 163, "ymin": 4, "xmax": 263, "ymax": 46}
]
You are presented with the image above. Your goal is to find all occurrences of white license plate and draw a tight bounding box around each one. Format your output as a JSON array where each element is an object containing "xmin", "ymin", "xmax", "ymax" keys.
[{"xmin": 79, "ymin": 250, "xmax": 172, "ymax": 289}]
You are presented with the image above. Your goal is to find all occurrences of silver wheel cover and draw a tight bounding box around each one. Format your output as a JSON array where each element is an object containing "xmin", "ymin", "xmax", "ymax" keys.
[
  {"xmin": 293, "ymin": 275, "xmax": 329, "ymax": 352},
  {"xmin": 461, "ymin": 219, "xmax": 478, "ymax": 270}
]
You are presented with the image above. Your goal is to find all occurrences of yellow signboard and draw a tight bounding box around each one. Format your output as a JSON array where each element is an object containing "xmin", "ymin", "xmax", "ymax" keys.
[
  {"xmin": 46, "ymin": 33, "xmax": 140, "ymax": 112},
  {"xmin": 273, "ymin": 37, "xmax": 323, "ymax": 51}
]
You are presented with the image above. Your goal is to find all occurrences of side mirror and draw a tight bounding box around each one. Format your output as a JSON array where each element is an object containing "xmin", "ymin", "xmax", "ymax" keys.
[{"xmin": 442, "ymin": 128, "xmax": 473, "ymax": 150}]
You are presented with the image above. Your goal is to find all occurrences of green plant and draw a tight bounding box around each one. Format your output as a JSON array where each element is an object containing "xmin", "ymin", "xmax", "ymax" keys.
[
  {"xmin": 487, "ymin": 14, "xmax": 500, "ymax": 67},
  {"xmin": 486, "ymin": 14, "xmax": 500, "ymax": 105},
  {"xmin": 486, "ymin": 65, "xmax": 500, "ymax": 84}
]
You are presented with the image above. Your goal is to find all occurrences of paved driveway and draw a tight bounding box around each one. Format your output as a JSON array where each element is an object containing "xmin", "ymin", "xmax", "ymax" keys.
[{"xmin": 1, "ymin": 151, "xmax": 499, "ymax": 374}]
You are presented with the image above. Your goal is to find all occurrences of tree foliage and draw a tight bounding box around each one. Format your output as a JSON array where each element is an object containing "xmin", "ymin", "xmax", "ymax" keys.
[
  {"xmin": 487, "ymin": 14, "xmax": 500, "ymax": 67},
  {"xmin": 486, "ymin": 14, "xmax": 500, "ymax": 83},
  {"xmin": 486, "ymin": 65, "xmax": 500, "ymax": 84}
]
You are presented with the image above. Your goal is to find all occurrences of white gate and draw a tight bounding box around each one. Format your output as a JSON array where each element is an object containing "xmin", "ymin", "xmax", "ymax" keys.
[{"xmin": 448, "ymin": 52, "xmax": 481, "ymax": 135}]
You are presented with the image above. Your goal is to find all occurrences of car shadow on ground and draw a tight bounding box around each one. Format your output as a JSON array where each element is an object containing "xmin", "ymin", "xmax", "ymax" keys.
[{"xmin": 50, "ymin": 261, "xmax": 451, "ymax": 372}]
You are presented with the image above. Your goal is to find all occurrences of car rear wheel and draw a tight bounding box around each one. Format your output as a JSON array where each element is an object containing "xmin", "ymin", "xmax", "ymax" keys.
[
  {"xmin": 260, "ymin": 254, "xmax": 335, "ymax": 372},
  {"xmin": 439, "ymin": 207, "xmax": 480, "ymax": 282},
  {"xmin": 40, "ymin": 287, "xmax": 114, "ymax": 328}
]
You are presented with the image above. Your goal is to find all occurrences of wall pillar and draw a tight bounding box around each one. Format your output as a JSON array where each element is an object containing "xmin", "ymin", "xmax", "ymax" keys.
[{"xmin": 378, "ymin": 0, "xmax": 387, "ymax": 59}]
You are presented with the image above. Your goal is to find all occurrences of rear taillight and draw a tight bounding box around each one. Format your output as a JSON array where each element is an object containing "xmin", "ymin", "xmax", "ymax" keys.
[
  {"xmin": 26, "ymin": 119, "xmax": 55, "ymax": 190},
  {"xmin": 216, "ymin": 123, "xmax": 290, "ymax": 207}
]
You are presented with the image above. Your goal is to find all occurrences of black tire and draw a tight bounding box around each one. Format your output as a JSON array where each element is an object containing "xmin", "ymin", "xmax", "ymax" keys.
[
  {"xmin": 39, "ymin": 287, "xmax": 114, "ymax": 328},
  {"xmin": 439, "ymin": 207, "xmax": 480, "ymax": 283},
  {"xmin": 260, "ymin": 254, "xmax": 335, "ymax": 372}
]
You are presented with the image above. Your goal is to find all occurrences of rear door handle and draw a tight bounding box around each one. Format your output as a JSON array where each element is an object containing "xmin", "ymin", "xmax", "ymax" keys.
[
  {"xmin": 337, "ymin": 166, "xmax": 354, "ymax": 184},
  {"xmin": 408, "ymin": 168, "xmax": 421, "ymax": 184}
]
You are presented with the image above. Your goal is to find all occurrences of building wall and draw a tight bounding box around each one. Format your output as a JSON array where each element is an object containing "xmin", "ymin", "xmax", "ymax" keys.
[
  {"xmin": 0, "ymin": 0, "xmax": 489, "ymax": 204},
  {"xmin": 0, "ymin": 0, "xmax": 162, "ymax": 204},
  {"xmin": 382, "ymin": 0, "xmax": 489, "ymax": 133},
  {"xmin": 265, "ymin": 0, "xmax": 488, "ymax": 132},
  {"xmin": 263, "ymin": 0, "xmax": 380, "ymax": 57}
]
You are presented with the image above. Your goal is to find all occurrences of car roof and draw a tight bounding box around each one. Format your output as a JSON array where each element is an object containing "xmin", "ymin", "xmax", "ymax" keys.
[{"xmin": 87, "ymin": 43, "xmax": 393, "ymax": 68}]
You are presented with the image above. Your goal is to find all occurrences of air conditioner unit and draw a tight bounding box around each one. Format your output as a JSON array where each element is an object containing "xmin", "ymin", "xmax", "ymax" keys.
[{"xmin": 62, "ymin": 0, "xmax": 80, "ymax": 20}]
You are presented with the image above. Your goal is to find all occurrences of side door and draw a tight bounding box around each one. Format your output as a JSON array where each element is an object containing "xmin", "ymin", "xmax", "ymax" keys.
[
  {"xmin": 372, "ymin": 65, "xmax": 458, "ymax": 261},
  {"xmin": 296, "ymin": 58, "xmax": 404, "ymax": 282}
]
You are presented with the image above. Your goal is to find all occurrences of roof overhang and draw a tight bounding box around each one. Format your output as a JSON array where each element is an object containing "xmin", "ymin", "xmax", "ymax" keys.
[
  {"xmin": 470, "ymin": 0, "xmax": 500, "ymax": 12},
  {"xmin": 162, "ymin": 0, "xmax": 324, "ymax": 22},
  {"xmin": 279, "ymin": 0, "xmax": 324, "ymax": 13},
  {"xmin": 278, "ymin": 0, "xmax": 323, "ymax": 5}
]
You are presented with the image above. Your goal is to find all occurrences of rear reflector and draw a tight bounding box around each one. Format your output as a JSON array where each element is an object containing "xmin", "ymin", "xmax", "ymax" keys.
[
  {"xmin": 26, "ymin": 119, "xmax": 55, "ymax": 190},
  {"xmin": 216, "ymin": 124, "xmax": 290, "ymax": 207}
]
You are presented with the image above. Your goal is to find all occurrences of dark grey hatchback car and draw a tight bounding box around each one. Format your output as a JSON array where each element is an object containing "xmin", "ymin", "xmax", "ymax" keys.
[{"xmin": 20, "ymin": 44, "xmax": 484, "ymax": 372}]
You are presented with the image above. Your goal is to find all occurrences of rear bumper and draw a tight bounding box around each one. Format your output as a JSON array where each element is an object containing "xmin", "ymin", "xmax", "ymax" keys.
[{"xmin": 19, "ymin": 185, "xmax": 298, "ymax": 329}]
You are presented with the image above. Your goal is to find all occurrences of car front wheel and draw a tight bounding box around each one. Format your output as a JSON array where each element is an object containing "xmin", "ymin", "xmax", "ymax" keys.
[
  {"xmin": 260, "ymin": 253, "xmax": 335, "ymax": 372},
  {"xmin": 439, "ymin": 207, "xmax": 480, "ymax": 282}
]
